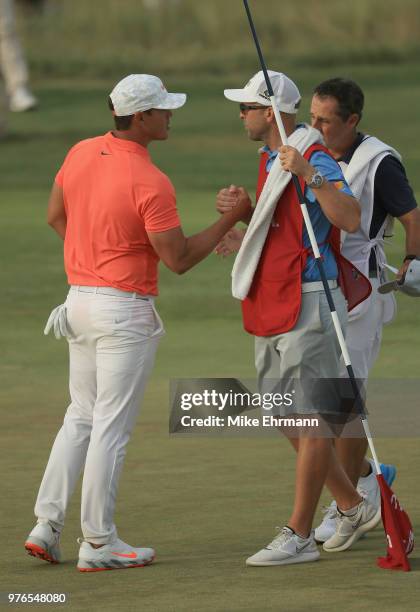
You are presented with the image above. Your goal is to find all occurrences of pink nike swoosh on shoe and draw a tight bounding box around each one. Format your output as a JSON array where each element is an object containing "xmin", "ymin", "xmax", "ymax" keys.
[{"xmin": 111, "ymin": 551, "xmax": 138, "ymax": 559}]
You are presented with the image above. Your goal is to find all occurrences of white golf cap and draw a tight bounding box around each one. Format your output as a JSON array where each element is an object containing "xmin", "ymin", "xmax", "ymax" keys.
[
  {"xmin": 378, "ymin": 258, "xmax": 420, "ymax": 297},
  {"xmin": 110, "ymin": 74, "xmax": 187, "ymax": 116},
  {"xmin": 224, "ymin": 70, "xmax": 301, "ymax": 114}
]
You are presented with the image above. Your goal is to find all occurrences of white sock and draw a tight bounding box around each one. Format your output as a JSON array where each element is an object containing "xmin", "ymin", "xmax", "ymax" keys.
[{"xmin": 339, "ymin": 501, "xmax": 361, "ymax": 517}]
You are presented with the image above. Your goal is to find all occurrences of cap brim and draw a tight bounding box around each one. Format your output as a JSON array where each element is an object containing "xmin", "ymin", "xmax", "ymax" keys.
[
  {"xmin": 154, "ymin": 93, "xmax": 187, "ymax": 110},
  {"xmin": 224, "ymin": 88, "xmax": 270, "ymax": 105}
]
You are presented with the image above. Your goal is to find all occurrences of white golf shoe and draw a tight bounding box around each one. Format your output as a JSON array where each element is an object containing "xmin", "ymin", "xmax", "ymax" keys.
[
  {"xmin": 246, "ymin": 527, "xmax": 320, "ymax": 566},
  {"xmin": 315, "ymin": 459, "xmax": 395, "ymax": 543},
  {"xmin": 357, "ymin": 473, "xmax": 380, "ymax": 510},
  {"xmin": 314, "ymin": 501, "xmax": 338, "ymax": 544},
  {"xmin": 10, "ymin": 86, "xmax": 38, "ymax": 112},
  {"xmin": 315, "ymin": 489, "xmax": 378, "ymax": 544},
  {"xmin": 77, "ymin": 537, "xmax": 155, "ymax": 572},
  {"xmin": 323, "ymin": 497, "xmax": 381, "ymax": 552},
  {"xmin": 25, "ymin": 521, "xmax": 61, "ymax": 563}
]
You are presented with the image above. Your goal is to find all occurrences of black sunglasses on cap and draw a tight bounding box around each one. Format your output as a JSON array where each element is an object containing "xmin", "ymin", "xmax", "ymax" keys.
[{"xmin": 239, "ymin": 103, "xmax": 267, "ymax": 112}]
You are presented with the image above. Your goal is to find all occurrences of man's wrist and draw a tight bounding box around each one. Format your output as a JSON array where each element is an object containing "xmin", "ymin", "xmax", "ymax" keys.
[
  {"xmin": 242, "ymin": 206, "xmax": 254, "ymax": 224},
  {"xmin": 303, "ymin": 165, "xmax": 316, "ymax": 184},
  {"xmin": 305, "ymin": 167, "xmax": 325, "ymax": 189}
]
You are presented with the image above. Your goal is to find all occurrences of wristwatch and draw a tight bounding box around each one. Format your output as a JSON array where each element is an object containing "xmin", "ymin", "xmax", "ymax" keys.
[{"xmin": 306, "ymin": 171, "xmax": 325, "ymax": 189}]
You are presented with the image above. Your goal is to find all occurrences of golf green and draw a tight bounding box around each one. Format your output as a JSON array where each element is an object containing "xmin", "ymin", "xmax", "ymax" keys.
[{"xmin": 1, "ymin": 70, "xmax": 419, "ymax": 611}]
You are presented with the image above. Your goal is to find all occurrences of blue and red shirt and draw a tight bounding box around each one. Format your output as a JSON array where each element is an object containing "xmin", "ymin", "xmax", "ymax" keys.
[{"xmin": 261, "ymin": 142, "xmax": 353, "ymax": 282}]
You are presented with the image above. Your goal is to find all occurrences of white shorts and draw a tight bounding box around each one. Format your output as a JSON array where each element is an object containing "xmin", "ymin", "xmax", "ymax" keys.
[{"xmin": 340, "ymin": 278, "xmax": 388, "ymax": 381}]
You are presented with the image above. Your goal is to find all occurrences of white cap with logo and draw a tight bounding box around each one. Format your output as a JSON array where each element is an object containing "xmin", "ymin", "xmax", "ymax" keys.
[
  {"xmin": 110, "ymin": 74, "xmax": 187, "ymax": 116},
  {"xmin": 224, "ymin": 70, "xmax": 301, "ymax": 114}
]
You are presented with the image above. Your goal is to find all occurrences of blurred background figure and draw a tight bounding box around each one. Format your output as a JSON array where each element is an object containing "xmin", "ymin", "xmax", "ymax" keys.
[
  {"xmin": 0, "ymin": 0, "xmax": 38, "ymax": 112},
  {"xmin": 16, "ymin": 0, "xmax": 46, "ymax": 14}
]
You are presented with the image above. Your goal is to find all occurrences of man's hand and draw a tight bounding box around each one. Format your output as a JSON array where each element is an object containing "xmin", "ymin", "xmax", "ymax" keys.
[
  {"xmin": 215, "ymin": 227, "xmax": 246, "ymax": 257},
  {"xmin": 148, "ymin": 189, "xmax": 252, "ymax": 275},
  {"xmin": 216, "ymin": 185, "xmax": 252, "ymax": 223},
  {"xmin": 279, "ymin": 145, "xmax": 313, "ymax": 180},
  {"xmin": 396, "ymin": 209, "xmax": 420, "ymax": 280},
  {"xmin": 223, "ymin": 189, "xmax": 253, "ymax": 225}
]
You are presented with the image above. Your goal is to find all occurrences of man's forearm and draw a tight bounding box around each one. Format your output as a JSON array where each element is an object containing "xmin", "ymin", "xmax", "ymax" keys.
[
  {"xmin": 177, "ymin": 213, "xmax": 244, "ymax": 273},
  {"xmin": 404, "ymin": 217, "xmax": 420, "ymax": 255},
  {"xmin": 242, "ymin": 207, "xmax": 254, "ymax": 226},
  {"xmin": 278, "ymin": 149, "xmax": 361, "ymax": 233},
  {"xmin": 311, "ymin": 183, "xmax": 360, "ymax": 233}
]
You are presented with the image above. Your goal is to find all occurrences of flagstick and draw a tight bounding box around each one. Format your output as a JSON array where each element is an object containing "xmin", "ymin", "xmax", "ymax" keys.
[{"xmin": 362, "ymin": 420, "xmax": 382, "ymax": 475}]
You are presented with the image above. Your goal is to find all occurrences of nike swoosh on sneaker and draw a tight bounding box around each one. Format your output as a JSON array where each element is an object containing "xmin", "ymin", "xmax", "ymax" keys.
[
  {"xmin": 296, "ymin": 541, "xmax": 312, "ymax": 553},
  {"xmin": 351, "ymin": 515, "xmax": 363, "ymax": 530},
  {"xmin": 111, "ymin": 551, "xmax": 137, "ymax": 558}
]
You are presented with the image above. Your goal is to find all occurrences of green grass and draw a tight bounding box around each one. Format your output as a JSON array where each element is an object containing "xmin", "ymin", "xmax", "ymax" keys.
[
  {"xmin": 1, "ymin": 66, "xmax": 420, "ymax": 611},
  {"xmin": 16, "ymin": 0, "xmax": 420, "ymax": 77}
]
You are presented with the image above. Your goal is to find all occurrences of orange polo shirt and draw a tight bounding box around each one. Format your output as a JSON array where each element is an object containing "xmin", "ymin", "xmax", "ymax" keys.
[{"xmin": 55, "ymin": 131, "xmax": 181, "ymax": 296}]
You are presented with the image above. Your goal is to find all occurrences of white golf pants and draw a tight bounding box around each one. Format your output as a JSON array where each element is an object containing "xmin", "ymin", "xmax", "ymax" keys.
[
  {"xmin": 34, "ymin": 286, "xmax": 164, "ymax": 544},
  {"xmin": 0, "ymin": 0, "xmax": 29, "ymax": 95}
]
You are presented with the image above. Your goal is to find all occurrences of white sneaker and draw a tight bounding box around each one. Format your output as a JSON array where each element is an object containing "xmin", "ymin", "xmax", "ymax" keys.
[
  {"xmin": 25, "ymin": 521, "xmax": 61, "ymax": 563},
  {"xmin": 314, "ymin": 501, "xmax": 337, "ymax": 543},
  {"xmin": 357, "ymin": 473, "xmax": 380, "ymax": 511},
  {"xmin": 323, "ymin": 498, "xmax": 381, "ymax": 552},
  {"xmin": 315, "ymin": 460, "xmax": 383, "ymax": 543},
  {"xmin": 9, "ymin": 86, "xmax": 38, "ymax": 112},
  {"xmin": 246, "ymin": 527, "xmax": 320, "ymax": 566},
  {"xmin": 77, "ymin": 537, "xmax": 155, "ymax": 572}
]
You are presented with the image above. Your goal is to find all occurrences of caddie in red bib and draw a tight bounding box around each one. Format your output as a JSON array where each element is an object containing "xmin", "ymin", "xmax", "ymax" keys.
[{"xmin": 216, "ymin": 70, "xmax": 380, "ymax": 567}]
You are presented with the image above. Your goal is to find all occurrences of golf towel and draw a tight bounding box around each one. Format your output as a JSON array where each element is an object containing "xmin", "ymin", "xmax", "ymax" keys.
[
  {"xmin": 232, "ymin": 124, "xmax": 322, "ymax": 300},
  {"xmin": 340, "ymin": 135, "xmax": 401, "ymax": 201},
  {"xmin": 339, "ymin": 135, "xmax": 401, "ymax": 247}
]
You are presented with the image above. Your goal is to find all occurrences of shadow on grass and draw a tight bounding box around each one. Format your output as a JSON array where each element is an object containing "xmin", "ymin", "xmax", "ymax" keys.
[
  {"xmin": 406, "ymin": 557, "xmax": 420, "ymax": 572},
  {"xmin": 25, "ymin": 558, "xmax": 78, "ymax": 572}
]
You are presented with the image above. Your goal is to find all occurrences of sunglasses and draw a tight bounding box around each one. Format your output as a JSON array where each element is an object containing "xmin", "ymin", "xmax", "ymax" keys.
[{"xmin": 239, "ymin": 103, "xmax": 266, "ymax": 112}]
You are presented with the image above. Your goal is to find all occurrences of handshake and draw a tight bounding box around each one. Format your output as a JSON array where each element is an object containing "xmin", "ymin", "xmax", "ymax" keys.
[{"xmin": 214, "ymin": 185, "xmax": 250, "ymax": 257}]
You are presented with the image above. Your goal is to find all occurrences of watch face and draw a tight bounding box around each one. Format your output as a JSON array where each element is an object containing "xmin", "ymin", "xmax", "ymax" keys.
[{"xmin": 312, "ymin": 173, "xmax": 324, "ymax": 187}]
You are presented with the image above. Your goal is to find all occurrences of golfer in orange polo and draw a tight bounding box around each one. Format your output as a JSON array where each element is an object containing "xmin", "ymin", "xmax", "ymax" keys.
[{"xmin": 24, "ymin": 74, "xmax": 250, "ymax": 571}]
